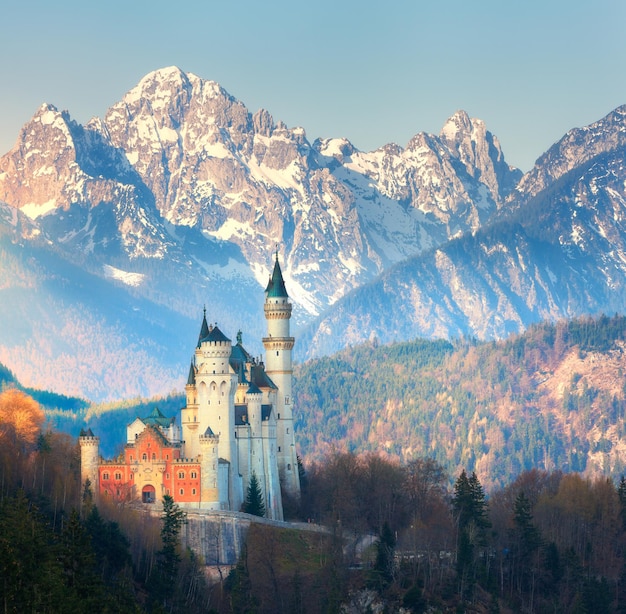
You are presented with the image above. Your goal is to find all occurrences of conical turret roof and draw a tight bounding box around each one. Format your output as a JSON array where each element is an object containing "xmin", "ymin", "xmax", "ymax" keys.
[
  {"xmin": 187, "ymin": 362, "xmax": 196, "ymax": 386},
  {"xmin": 265, "ymin": 253, "xmax": 288, "ymax": 298},
  {"xmin": 197, "ymin": 308, "xmax": 210, "ymax": 347}
]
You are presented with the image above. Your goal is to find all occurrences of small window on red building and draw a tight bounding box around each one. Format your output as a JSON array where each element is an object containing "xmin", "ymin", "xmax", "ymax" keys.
[
  {"xmin": 179, "ymin": 488, "xmax": 184, "ymax": 496},
  {"xmin": 178, "ymin": 471, "xmax": 185, "ymax": 479},
  {"xmin": 192, "ymin": 488, "xmax": 196, "ymax": 495},
  {"xmin": 191, "ymin": 471, "xmax": 197, "ymax": 479},
  {"xmin": 103, "ymin": 472, "xmax": 109, "ymax": 480},
  {"xmin": 115, "ymin": 472, "xmax": 121, "ymax": 480}
]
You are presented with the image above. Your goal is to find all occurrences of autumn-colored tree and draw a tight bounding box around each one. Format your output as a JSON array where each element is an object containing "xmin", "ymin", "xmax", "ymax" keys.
[{"xmin": 0, "ymin": 387, "xmax": 44, "ymax": 448}]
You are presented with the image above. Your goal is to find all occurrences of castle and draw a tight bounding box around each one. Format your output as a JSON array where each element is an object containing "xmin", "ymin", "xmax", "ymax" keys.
[{"xmin": 80, "ymin": 255, "xmax": 300, "ymax": 520}]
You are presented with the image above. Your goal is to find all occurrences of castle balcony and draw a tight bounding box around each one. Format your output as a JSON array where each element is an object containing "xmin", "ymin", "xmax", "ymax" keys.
[
  {"xmin": 262, "ymin": 336, "xmax": 294, "ymax": 350},
  {"xmin": 264, "ymin": 303, "xmax": 292, "ymax": 317}
]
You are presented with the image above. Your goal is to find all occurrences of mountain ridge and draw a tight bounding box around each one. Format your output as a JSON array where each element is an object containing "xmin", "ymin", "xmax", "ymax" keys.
[{"xmin": 0, "ymin": 66, "xmax": 624, "ymax": 398}]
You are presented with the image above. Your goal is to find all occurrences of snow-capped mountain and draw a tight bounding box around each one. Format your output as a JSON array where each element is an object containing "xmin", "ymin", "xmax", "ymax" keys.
[
  {"xmin": 300, "ymin": 106, "xmax": 626, "ymax": 357},
  {"xmin": 3, "ymin": 66, "xmax": 623, "ymax": 399},
  {"xmin": 0, "ymin": 67, "xmax": 519, "ymax": 316}
]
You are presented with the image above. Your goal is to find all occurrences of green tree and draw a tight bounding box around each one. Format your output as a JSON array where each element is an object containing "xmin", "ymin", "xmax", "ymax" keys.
[
  {"xmin": 452, "ymin": 470, "xmax": 491, "ymax": 600},
  {"xmin": 510, "ymin": 491, "xmax": 542, "ymax": 602},
  {"xmin": 59, "ymin": 508, "xmax": 105, "ymax": 611},
  {"xmin": 370, "ymin": 521, "xmax": 397, "ymax": 590},
  {"xmin": 154, "ymin": 494, "xmax": 187, "ymax": 609},
  {"xmin": 244, "ymin": 472, "xmax": 266, "ymax": 517},
  {"xmin": 0, "ymin": 491, "xmax": 65, "ymax": 613}
]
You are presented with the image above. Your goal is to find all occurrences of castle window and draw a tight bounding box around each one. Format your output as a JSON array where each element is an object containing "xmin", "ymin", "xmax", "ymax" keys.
[
  {"xmin": 286, "ymin": 428, "xmax": 290, "ymax": 434},
  {"xmin": 103, "ymin": 472, "xmax": 109, "ymax": 480},
  {"xmin": 276, "ymin": 351, "xmax": 279, "ymax": 356},
  {"xmin": 179, "ymin": 488, "xmax": 184, "ymax": 495},
  {"xmin": 191, "ymin": 471, "xmax": 197, "ymax": 479},
  {"xmin": 130, "ymin": 455, "xmax": 133, "ymax": 461},
  {"xmin": 166, "ymin": 454, "xmax": 169, "ymax": 460},
  {"xmin": 142, "ymin": 453, "xmax": 147, "ymax": 461},
  {"xmin": 192, "ymin": 488, "xmax": 197, "ymax": 495},
  {"xmin": 115, "ymin": 472, "xmax": 121, "ymax": 481},
  {"xmin": 152, "ymin": 453, "xmax": 156, "ymax": 460},
  {"xmin": 278, "ymin": 447, "xmax": 281, "ymax": 452},
  {"xmin": 178, "ymin": 471, "xmax": 185, "ymax": 479},
  {"xmin": 287, "ymin": 464, "xmax": 291, "ymax": 470}
]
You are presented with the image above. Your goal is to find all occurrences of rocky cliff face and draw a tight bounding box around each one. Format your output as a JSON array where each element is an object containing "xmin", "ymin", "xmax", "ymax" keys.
[
  {"xmin": 0, "ymin": 66, "xmax": 521, "ymax": 320},
  {"xmin": 301, "ymin": 107, "xmax": 626, "ymax": 358}
]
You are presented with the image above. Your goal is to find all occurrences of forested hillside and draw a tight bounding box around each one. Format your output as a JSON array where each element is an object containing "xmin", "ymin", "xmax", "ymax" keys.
[
  {"xmin": 294, "ymin": 314, "xmax": 626, "ymax": 490},
  {"xmin": 5, "ymin": 313, "xmax": 626, "ymax": 490}
]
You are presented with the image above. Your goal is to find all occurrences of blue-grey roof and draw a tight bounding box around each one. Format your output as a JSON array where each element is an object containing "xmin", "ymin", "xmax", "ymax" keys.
[
  {"xmin": 197, "ymin": 311, "xmax": 210, "ymax": 347},
  {"xmin": 265, "ymin": 257, "xmax": 288, "ymax": 298},
  {"xmin": 187, "ymin": 362, "xmax": 196, "ymax": 386},
  {"xmin": 144, "ymin": 407, "xmax": 173, "ymax": 428},
  {"xmin": 247, "ymin": 382, "xmax": 262, "ymax": 395},
  {"xmin": 199, "ymin": 323, "xmax": 230, "ymax": 345}
]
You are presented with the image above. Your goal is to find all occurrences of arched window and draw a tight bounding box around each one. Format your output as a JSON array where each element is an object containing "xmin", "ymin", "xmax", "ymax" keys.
[
  {"xmin": 178, "ymin": 471, "xmax": 185, "ymax": 479},
  {"xmin": 102, "ymin": 472, "xmax": 109, "ymax": 480},
  {"xmin": 142, "ymin": 453, "xmax": 147, "ymax": 461},
  {"xmin": 115, "ymin": 472, "xmax": 122, "ymax": 481}
]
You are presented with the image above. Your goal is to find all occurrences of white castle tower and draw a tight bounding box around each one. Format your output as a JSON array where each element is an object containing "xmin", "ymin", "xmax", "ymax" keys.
[
  {"xmin": 79, "ymin": 428, "xmax": 100, "ymax": 499},
  {"xmin": 262, "ymin": 252, "xmax": 301, "ymax": 499},
  {"xmin": 184, "ymin": 314, "xmax": 243, "ymax": 511}
]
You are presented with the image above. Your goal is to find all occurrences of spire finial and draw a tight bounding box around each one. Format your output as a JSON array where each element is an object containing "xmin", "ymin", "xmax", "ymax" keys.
[
  {"xmin": 203, "ymin": 305, "xmax": 206, "ymax": 317},
  {"xmin": 275, "ymin": 244, "xmax": 279, "ymax": 262}
]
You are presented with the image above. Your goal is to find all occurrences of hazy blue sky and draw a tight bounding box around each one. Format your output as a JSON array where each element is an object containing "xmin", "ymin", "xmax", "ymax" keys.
[{"xmin": 1, "ymin": 0, "xmax": 625, "ymax": 171}]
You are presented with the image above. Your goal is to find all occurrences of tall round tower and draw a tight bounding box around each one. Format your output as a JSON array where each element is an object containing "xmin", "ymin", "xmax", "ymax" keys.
[
  {"xmin": 79, "ymin": 428, "xmax": 100, "ymax": 499},
  {"xmin": 262, "ymin": 252, "xmax": 300, "ymax": 499},
  {"xmin": 194, "ymin": 318, "xmax": 241, "ymax": 510}
]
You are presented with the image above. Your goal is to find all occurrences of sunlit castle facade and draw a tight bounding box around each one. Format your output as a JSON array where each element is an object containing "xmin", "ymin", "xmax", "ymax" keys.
[{"xmin": 80, "ymin": 255, "xmax": 300, "ymax": 520}]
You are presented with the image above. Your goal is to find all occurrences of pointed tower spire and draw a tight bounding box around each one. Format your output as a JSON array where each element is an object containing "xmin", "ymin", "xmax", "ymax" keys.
[
  {"xmin": 187, "ymin": 361, "xmax": 196, "ymax": 386},
  {"xmin": 197, "ymin": 307, "xmax": 210, "ymax": 347},
  {"xmin": 265, "ymin": 251, "xmax": 288, "ymax": 298}
]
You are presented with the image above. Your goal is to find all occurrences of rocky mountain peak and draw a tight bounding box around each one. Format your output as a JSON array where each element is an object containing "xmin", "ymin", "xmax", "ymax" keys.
[
  {"xmin": 440, "ymin": 110, "xmax": 521, "ymax": 201},
  {"xmin": 511, "ymin": 105, "xmax": 626, "ymax": 207},
  {"xmin": 0, "ymin": 67, "xmax": 528, "ymax": 390}
]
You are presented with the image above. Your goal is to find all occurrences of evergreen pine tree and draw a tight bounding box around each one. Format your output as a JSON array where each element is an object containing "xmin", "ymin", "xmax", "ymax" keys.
[
  {"xmin": 371, "ymin": 521, "xmax": 396, "ymax": 589},
  {"xmin": 244, "ymin": 472, "xmax": 266, "ymax": 517},
  {"xmin": 154, "ymin": 494, "xmax": 187, "ymax": 609}
]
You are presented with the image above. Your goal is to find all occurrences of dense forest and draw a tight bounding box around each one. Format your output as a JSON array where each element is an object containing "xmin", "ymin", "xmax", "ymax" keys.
[
  {"xmin": 295, "ymin": 314, "xmax": 626, "ymax": 490},
  {"xmin": 3, "ymin": 383, "xmax": 626, "ymax": 612}
]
